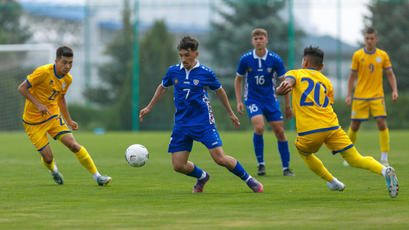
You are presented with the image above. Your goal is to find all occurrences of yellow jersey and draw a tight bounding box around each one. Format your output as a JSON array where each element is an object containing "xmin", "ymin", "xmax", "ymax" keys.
[
  {"xmin": 284, "ymin": 68, "xmax": 340, "ymax": 135},
  {"xmin": 23, "ymin": 64, "xmax": 72, "ymax": 124},
  {"xmin": 350, "ymin": 48, "xmax": 392, "ymax": 99}
]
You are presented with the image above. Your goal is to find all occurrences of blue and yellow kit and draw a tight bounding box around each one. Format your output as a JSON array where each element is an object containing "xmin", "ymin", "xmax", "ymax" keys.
[{"xmin": 22, "ymin": 64, "xmax": 72, "ymax": 151}]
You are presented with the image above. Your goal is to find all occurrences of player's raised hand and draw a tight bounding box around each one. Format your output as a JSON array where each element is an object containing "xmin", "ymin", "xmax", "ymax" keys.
[
  {"xmin": 236, "ymin": 102, "xmax": 244, "ymax": 115},
  {"xmin": 139, "ymin": 107, "xmax": 151, "ymax": 122},
  {"xmin": 276, "ymin": 81, "xmax": 292, "ymax": 95}
]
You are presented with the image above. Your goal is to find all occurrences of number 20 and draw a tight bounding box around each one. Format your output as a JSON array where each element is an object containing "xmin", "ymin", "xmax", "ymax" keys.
[{"xmin": 300, "ymin": 78, "xmax": 329, "ymax": 108}]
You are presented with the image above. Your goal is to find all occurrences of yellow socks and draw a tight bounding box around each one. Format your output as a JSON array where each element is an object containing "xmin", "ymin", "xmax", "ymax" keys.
[
  {"xmin": 41, "ymin": 157, "xmax": 56, "ymax": 171},
  {"xmin": 341, "ymin": 147, "xmax": 383, "ymax": 175},
  {"xmin": 379, "ymin": 128, "xmax": 389, "ymax": 153},
  {"xmin": 75, "ymin": 146, "xmax": 98, "ymax": 175},
  {"xmin": 348, "ymin": 128, "xmax": 358, "ymax": 145},
  {"xmin": 297, "ymin": 149, "xmax": 334, "ymax": 182}
]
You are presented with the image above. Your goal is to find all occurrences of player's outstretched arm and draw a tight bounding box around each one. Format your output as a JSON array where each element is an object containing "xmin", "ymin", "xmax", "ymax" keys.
[
  {"xmin": 276, "ymin": 78, "xmax": 295, "ymax": 95},
  {"xmin": 215, "ymin": 87, "xmax": 240, "ymax": 128},
  {"xmin": 345, "ymin": 71, "xmax": 357, "ymax": 106},
  {"xmin": 234, "ymin": 76, "xmax": 244, "ymax": 115},
  {"xmin": 58, "ymin": 95, "xmax": 78, "ymax": 130},
  {"xmin": 385, "ymin": 68, "xmax": 399, "ymax": 101},
  {"xmin": 139, "ymin": 84, "xmax": 168, "ymax": 122},
  {"xmin": 17, "ymin": 80, "xmax": 51, "ymax": 116}
]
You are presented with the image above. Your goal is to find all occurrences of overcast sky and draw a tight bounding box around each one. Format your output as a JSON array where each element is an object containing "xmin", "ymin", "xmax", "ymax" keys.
[{"xmin": 18, "ymin": 0, "xmax": 371, "ymax": 46}]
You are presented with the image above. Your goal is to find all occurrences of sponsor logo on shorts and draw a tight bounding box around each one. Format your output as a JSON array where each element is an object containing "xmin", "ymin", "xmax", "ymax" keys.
[{"xmin": 212, "ymin": 141, "xmax": 218, "ymax": 146}]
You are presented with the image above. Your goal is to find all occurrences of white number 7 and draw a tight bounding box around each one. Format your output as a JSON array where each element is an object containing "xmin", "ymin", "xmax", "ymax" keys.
[{"xmin": 183, "ymin": 88, "xmax": 190, "ymax": 99}]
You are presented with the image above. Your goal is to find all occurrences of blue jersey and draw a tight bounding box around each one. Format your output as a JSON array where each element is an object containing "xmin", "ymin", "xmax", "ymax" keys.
[
  {"xmin": 236, "ymin": 49, "xmax": 286, "ymax": 104},
  {"xmin": 162, "ymin": 61, "xmax": 221, "ymax": 126}
]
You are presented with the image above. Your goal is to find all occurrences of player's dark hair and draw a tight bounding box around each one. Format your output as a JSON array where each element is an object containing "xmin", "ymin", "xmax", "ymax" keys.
[
  {"xmin": 56, "ymin": 46, "xmax": 73, "ymax": 59},
  {"xmin": 177, "ymin": 36, "xmax": 199, "ymax": 51},
  {"xmin": 304, "ymin": 46, "xmax": 324, "ymax": 67},
  {"xmin": 364, "ymin": 27, "xmax": 377, "ymax": 35}
]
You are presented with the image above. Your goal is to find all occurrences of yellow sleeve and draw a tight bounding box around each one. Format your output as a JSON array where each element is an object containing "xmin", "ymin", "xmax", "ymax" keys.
[
  {"xmin": 327, "ymin": 79, "xmax": 334, "ymax": 105},
  {"xmin": 61, "ymin": 75, "xmax": 72, "ymax": 95},
  {"xmin": 350, "ymin": 52, "xmax": 359, "ymax": 71},
  {"xmin": 383, "ymin": 52, "xmax": 392, "ymax": 69},
  {"xmin": 26, "ymin": 66, "xmax": 46, "ymax": 88}
]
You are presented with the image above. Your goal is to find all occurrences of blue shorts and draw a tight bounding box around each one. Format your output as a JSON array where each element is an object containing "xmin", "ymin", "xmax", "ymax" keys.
[
  {"xmin": 245, "ymin": 101, "xmax": 283, "ymax": 122},
  {"xmin": 168, "ymin": 125, "xmax": 223, "ymax": 153}
]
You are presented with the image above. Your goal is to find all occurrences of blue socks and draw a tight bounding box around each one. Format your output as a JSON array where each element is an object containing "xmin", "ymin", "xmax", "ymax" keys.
[
  {"xmin": 229, "ymin": 161, "xmax": 250, "ymax": 181},
  {"xmin": 253, "ymin": 133, "xmax": 264, "ymax": 164},
  {"xmin": 187, "ymin": 164, "xmax": 204, "ymax": 179},
  {"xmin": 278, "ymin": 141, "xmax": 290, "ymax": 168}
]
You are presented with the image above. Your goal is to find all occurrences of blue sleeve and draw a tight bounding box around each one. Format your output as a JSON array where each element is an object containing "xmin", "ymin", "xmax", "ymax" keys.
[
  {"xmin": 236, "ymin": 56, "xmax": 247, "ymax": 76},
  {"xmin": 208, "ymin": 70, "xmax": 222, "ymax": 91},
  {"xmin": 274, "ymin": 56, "xmax": 287, "ymax": 78},
  {"xmin": 161, "ymin": 67, "xmax": 173, "ymax": 88}
]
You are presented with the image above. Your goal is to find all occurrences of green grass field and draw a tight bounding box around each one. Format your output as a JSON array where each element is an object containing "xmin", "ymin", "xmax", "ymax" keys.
[{"xmin": 0, "ymin": 130, "xmax": 408, "ymax": 229}]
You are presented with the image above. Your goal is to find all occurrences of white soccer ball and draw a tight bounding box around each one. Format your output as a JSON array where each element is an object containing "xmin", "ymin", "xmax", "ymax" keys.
[{"xmin": 125, "ymin": 144, "xmax": 149, "ymax": 167}]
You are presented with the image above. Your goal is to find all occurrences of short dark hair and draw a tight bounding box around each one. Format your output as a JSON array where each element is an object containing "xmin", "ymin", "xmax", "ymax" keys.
[
  {"xmin": 364, "ymin": 27, "xmax": 377, "ymax": 35},
  {"xmin": 304, "ymin": 46, "xmax": 324, "ymax": 67},
  {"xmin": 56, "ymin": 46, "xmax": 73, "ymax": 59},
  {"xmin": 177, "ymin": 36, "xmax": 199, "ymax": 51}
]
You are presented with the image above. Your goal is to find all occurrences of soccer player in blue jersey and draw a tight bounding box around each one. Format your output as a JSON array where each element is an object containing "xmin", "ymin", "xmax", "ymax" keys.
[
  {"xmin": 139, "ymin": 36, "xmax": 263, "ymax": 193},
  {"xmin": 234, "ymin": 28, "xmax": 294, "ymax": 176}
]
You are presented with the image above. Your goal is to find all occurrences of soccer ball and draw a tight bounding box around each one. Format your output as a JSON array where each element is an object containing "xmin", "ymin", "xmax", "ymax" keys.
[{"xmin": 125, "ymin": 144, "xmax": 149, "ymax": 167}]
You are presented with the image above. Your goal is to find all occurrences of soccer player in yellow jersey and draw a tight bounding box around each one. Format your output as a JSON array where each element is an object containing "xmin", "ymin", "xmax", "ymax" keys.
[
  {"xmin": 17, "ymin": 46, "xmax": 111, "ymax": 186},
  {"xmin": 345, "ymin": 27, "xmax": 398, "ymax": 166},
  {"xmin": 276, "ymin": 46, "xmax": 398, "ymax": 198}
]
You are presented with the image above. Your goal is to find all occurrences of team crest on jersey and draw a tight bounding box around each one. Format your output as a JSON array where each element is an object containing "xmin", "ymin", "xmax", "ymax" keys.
[
  {"xmin": 49, "ymin": 80, "xmax": 54, "ymax": 85},
  {"xmin": 376, "ymin": 57, "xmax": 382, "ymax": 63},
  {"xmin": 361, "ymin": 58, "xmax": 365, "ymax": 62},
  {"xmin": 248, "ymin": 68, "xmax": 253, "ymax": 73},
  {"xmin": 174, "ymin": 79, "xmax": 179, "ymax": 84},
  {"xmin": 193, "ymin": 79, "xmax": 199, "ymax": 85},
  {"xmin": 268, "ymin": 68, "xmax": 272, "ymax": 73}
]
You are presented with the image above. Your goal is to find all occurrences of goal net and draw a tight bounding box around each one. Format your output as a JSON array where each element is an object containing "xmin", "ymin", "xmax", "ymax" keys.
[{"xmin": 0, "ymin": 44, "xmax": 53, "ymax": 131}]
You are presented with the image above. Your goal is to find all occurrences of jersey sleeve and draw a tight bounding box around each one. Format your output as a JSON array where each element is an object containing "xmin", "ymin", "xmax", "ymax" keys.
[
  {"xmin": 327, "ymin": 79, "xmax": 334, "ymax": 105},
  {"xmin": 350, "ymin": 52, "xmax": 359, "ymax": 71},
  {"xmin": 383, "ymin": 52, "xmax": 392, "ymax": 69},
  {"xmin": 274, "ymin": 56, "xmax": 287, "ymax": 78},
  {"xmin": 207, "ymin": 70, "xmax": 222, "ymax": 91},
  {"xmin": 284, "ymin": 70, "xmax": 297, "ymax": 81},
  {"xmin": 161, "ymin": 67, "xmax": 174, "ymax": 88},
  {"xmin": 26, "ymin": 66, "xmax": 46, "ymax": 88},
  {"xmin": 236, "ymin": 56, "xmax": 247, "ymax": 77},
  {"xmin": 62, "ymin": 76, "xmax": 72, "ymax": 95}
]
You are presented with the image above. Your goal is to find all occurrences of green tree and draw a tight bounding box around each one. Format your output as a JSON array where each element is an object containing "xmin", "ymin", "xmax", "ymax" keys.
[
  {"xmin": 365, "ymin": 0, "xmax": 409, "ymax": 92},
  {"xmin": 139, "ymin": 20, "xmax": 178, "ymax": 130},
  {"xmin": 0, "ymin": 0, "xmax": 31, "ymax": 130},
  {"xmin": 0, "ymin": 0, "xmax": 30, "ymax": 43},
  {"xmin": 84, "ymin": 0, "xmax": 134, "ymax": 130},
  {"xmin": 205, "ymin": 0, "xmax": 304, "ymax": 82}
]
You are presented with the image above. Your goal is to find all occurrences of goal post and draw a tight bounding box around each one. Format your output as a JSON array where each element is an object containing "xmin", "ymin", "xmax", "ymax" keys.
[{"xmin": 0, "ymin": 43, "xmax": 54, "ymax": 131}]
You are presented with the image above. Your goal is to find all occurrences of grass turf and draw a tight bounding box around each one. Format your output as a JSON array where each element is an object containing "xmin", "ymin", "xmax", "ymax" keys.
[{"xmin": 0, "ymin": 130, "xmax": 408, "ymax": 229}]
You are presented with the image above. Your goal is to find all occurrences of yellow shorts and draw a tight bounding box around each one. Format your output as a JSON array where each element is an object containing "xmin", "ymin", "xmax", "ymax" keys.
[
  {"xmin": 351, "ymin": 98, "xmax": 387, "ymax": 121},
  {"xmin": 295, "ymin": 128, "xmax": 353, "ymax": 154},
  {"xmin": 23, "ymin": 114, "xmax": 72, "ymax": 151}
]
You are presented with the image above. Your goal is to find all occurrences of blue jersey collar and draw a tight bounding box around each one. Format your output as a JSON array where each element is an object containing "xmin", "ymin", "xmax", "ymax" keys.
[
  {"xmin": 179, "ymin": 60, "xmax": 200, "ymax": 71},
  {"xmin": 363, "ymin": 48, "xmax": 377, "ymax": 55},
  {"xmin": 252, "ymin": 48, "xmax": 268, "ymax": 60},
  {"xmin": 53, "ymin": 64, "xmax": 66, "ymax": 79}
]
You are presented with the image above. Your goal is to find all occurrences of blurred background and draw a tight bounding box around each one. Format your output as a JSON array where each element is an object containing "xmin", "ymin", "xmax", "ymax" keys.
[{"xmin": 1, "ymin": 0, "xmax": 408, "ymax": 132}]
